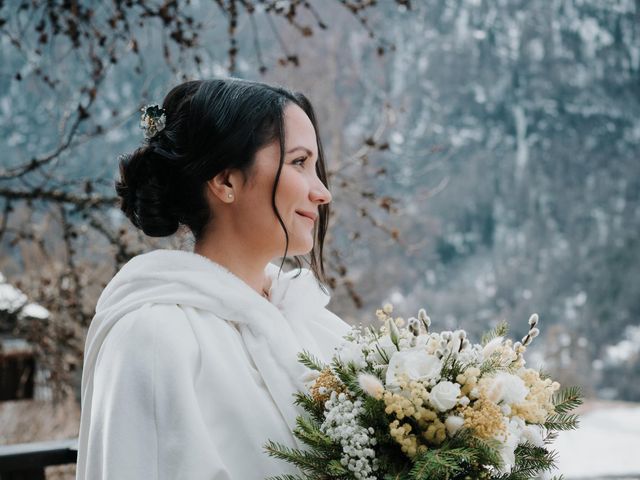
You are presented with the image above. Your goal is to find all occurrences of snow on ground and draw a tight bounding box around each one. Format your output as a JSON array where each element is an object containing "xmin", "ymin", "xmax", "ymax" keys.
[{"xmin": 551, "ymin": 401, "xmax": 640, "ymax": 479}]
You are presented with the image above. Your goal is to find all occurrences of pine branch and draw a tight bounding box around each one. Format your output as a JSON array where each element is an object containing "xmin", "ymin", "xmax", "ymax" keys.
[
  {"xmin": 326, "ymin": 459, "xmax": 349, "ymax": 476},
  {"xmin": 293, "ymin": 416, "xmax": 338, "ymax": 456},
  {"xmin": 265, "ymin": 474, "xmax": 309, "ymax": 480},
  {"xmin": 263, "ymin": 440, "xmax": 332, "ymax": 474},
  {"xmin": 409, "ymin": 447, "xmax": 476, "ymax": 479},
  {"xmin": 551, "ymin": 386, "xmax": 583, "ymax": 414},
  {"xmin": 544, "ymin": 413, "xmax": 580, "ymax": 431},
  {"xmin": 544, "ymin": 430, "xmax": 559, "ymax": 445},
  {"xmin": 509, "ymin": 443, "xmax": 558, "ymax": 477},
  {"xmin": 331, "ymin": 360, "xmax": 363, "ymax": 396},
  {"xmin": 298, "ymin": 350, "xmax": 328, "ymax": 372},
  {"xmin": 383, "ymin": 474, "xmax": 410, "ymax": 480},
  {"xmin": 481, "ymin": 321, "xmax": 509, "ymax": 346},
  {"xmin": 466, "ymin": 434, "xmax": 503, "ymax": 467},
  {"xmin": 479, "ymin": 353, "xmax": 504, "ymax": 375},
  {"xmin": 294, "ymin": 392, "xmax": 325, "ymax": 423}
]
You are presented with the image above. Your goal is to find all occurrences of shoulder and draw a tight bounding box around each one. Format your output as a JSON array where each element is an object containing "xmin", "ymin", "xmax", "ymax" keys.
[{"xmin": 99, "ymin": 304, "xmax": 201, "ymax": 375}]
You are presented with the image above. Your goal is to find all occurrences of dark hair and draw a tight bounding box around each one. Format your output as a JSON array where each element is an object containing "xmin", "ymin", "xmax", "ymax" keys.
[{"xmin": 115, "ymin": 78, "xmax": 331, "ymax": 285}]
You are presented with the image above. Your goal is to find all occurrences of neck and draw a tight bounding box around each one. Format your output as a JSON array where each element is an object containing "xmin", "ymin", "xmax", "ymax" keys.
[{"xmin": 194, "ymin": 232, "xmax": 273, "ymax": 298}]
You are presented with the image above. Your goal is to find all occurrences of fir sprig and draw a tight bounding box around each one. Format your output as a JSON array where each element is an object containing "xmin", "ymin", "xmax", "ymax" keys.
[
  {"xmin": 298, "ymin": 350, "xmax": 328, "ymax": 372},
  {"xmin": 263, "ymin": 439, "xmax": 332, "ymax": 476},
  {"xmin": 481, "ymin": 321, "xmax": 509, "ymax": 346},
  {"xmin": 507, "ymin": 443, "xmax": 558, "ymax": 478},
  {"xmin": 293, "ymin": 416, "xmax": 336, "ymax": 453},
  {"xmin": 544, "ymin": 412, "xmax": 580, "ymax": 431},
  {"xmin": 551, "ymin": 386, "xmax": 583, "ymax": 415},
  {"xmin": 409, "ymin": 446, "xmax": 476, "ymax": 479},
  {"xmin": 293, "ymin": 392, "xmax": 325, "ymax": 423}
]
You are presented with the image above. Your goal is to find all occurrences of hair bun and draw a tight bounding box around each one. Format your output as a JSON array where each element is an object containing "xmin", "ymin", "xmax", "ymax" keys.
[{"xmin": 115, "ymin": 146, "xmax": 179, "ymax": 237}]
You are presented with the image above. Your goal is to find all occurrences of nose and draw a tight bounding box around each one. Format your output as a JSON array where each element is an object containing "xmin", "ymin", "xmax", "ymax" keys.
[{"xmin": 310, "ymin": 178, "xmax": 332, "ymax": 205}]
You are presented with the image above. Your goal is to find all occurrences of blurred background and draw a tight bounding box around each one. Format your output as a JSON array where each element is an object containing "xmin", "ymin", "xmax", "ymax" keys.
[{"xmin": 1, "ymin": 1, "xmax": 638, "ymax": 478}]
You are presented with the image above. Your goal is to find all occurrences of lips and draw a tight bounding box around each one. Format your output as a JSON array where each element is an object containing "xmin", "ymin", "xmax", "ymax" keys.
[{"xmin": 296, "ymin": 210, "xmax": 317, "ymax": 222}]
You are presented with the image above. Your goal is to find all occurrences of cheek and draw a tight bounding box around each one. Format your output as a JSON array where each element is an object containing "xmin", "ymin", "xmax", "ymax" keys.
[{"xmin": 275, "ymin": 170, "xmax": 307, "ymax": 214}]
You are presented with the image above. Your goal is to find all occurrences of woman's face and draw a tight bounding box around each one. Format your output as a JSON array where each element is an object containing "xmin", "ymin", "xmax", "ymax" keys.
[{"xmin": 232, "ymin": 103, "xmax": 332, "ymax": 258}]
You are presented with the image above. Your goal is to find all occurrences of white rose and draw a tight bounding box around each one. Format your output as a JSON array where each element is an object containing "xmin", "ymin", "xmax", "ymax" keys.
[
  {"xmin": 337, "ymin": 340, "xmax": 366, "ymax": 368},
  {"xmin": 494, "ymin": 371, "xmax": 528, "ymax": 405},
  {"xmin": 385, "ymin": 348, "xmax": 442, "ymax": 388},
  {"xmin": 429, "ymin": 381, "xmax": 461, "ymax": 412}
]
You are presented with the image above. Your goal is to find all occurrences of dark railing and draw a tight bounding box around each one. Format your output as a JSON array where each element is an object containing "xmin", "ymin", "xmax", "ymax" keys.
[{"xmin": 0, "ymin": 438, "xmax": 77, "ymax": 480}]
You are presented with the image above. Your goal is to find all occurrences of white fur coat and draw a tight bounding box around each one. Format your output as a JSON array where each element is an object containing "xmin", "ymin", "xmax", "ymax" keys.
[{"xmin": 76, "ymin": 249, "xmax": 351, "ymax": 479}]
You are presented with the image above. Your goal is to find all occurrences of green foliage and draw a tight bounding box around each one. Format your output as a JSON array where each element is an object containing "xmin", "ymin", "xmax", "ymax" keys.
[
  {"xmin": 331, "ymin": 357, "xmax": 364, "ymax": 396},
  {"xmin": 298, "ymin": 350, "xmax": 328, "ymax": 372},
  {"xmin": 408, "ymin": 447, "xmax": 475, "ymax": 479},
  {"xmin": 505, "ymin": 443, "xmax": 558, "ymax": 479},
  {"xmin": 264, "ymin": 439, "xmax": 333, "ymax": 476},
  {"xmin": 545, "ymin": 386, "xmax": 582, "ymax": 432},
  {"xmin": 544, "ymin": 413, "xmax": 580, "ymax": 431},
  {"xmin": 479, "ymin": 353, "xmax": 504, "ymax": 375},
  {"xmin": 294, "ymin": 392, "xmax": 325, "ymax": 424},
  {"xmin": 551, "ymin": 386, "xmax": 583, "ymax": 415},
  {"xmin": 264, "ymin": 474, "xmax": 309, "ymax": 480},
  {"xmin": 481, "ymin": 321, "xmax": 509, "ymax": 346},
  {"xmin": 440, "ymin": 353, "xmax": 466, "ymax": 381}
]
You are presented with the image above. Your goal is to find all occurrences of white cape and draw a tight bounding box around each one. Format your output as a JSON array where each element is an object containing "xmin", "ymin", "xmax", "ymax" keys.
[{"xmin": 76, "ymin": 249, "xmax": 351, "ymax": 479}]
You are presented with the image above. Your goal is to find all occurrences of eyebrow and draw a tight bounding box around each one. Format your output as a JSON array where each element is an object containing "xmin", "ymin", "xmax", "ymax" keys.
[{"xmin": 286, "ymin": 146, "xmax": 314, "ymax": 156}]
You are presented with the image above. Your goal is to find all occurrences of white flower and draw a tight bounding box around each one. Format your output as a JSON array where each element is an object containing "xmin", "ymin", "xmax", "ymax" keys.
[
  {"xmin": 521, "ymin": 423, "xmax": 546, "ymax": 447},
  {"xmin": 482, "ymin": 336, "xmax": 504, "ymax": 359},
  {"xmin": 337, "ymin": 340, "xmax": 367, "ymax": 368},
  {"xmin": 493, "ymin": 371, "xmax": 528, "ymax": 405},
  {"xmin": 445, "ymin": 415, "xmax": 465, "ymax": 436},
  {"xmin": 370, "ymin": 335, "xmax": 399, "ymax": 363},
  {"xmin": 497, "ymin": 417, "xmax": 523, "ymax": 473},
  {"xmin": 322, "ymin": 391, "xmax": 379, "ymax": 480},
  {"xmin": 429, "ymin": 381, "xmax": 461, "ymax": 412},
  {"xmin": 386, "ymin": 349, "xmax": 442, "ymax": 388},
  {"xmin": 358, "ymin": 373, "xmax": 384, "ymax": 399}
]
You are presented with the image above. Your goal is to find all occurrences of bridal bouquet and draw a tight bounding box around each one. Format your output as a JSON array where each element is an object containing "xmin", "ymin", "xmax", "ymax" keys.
[{"xmin": 265, "ymin": 304, "xmax": 581, "ymax": 479}]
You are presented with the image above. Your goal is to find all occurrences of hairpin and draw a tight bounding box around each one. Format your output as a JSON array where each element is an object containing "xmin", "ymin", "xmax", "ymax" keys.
[{"xmin": 139, "ymin": 104, "xmax": 166, "ymax": 139}]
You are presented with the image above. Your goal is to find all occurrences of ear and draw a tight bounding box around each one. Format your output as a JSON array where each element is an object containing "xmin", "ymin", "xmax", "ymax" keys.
[{"xmin": 206, "ymin": 169, "xmax": 243, "ymax": 203}]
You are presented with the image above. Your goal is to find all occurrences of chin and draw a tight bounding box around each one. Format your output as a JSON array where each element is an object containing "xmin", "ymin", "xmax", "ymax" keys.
[
  {"xmin": 287, "ymin": 236, "xmax": 314, "ymax": 256},
  {"xmin": 288, "ymin": 243, "xmax": 313, "ymax": 256}
]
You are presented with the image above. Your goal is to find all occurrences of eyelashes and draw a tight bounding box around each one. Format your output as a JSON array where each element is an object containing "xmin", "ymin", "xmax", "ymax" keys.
[{"xmin": 292, "ymin": 156, "xmax": 308, "ymax": 166}]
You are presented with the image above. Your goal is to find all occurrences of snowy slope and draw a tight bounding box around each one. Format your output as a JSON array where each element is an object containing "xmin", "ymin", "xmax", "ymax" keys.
[{"xmin": 552, "ymin": 402, "xmax": 640, "ymax": 479}]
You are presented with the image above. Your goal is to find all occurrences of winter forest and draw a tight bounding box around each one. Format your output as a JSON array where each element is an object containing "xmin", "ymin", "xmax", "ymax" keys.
[{"xmin": 0, "ymin": 0, "xmax": 639, "ymax": 478}]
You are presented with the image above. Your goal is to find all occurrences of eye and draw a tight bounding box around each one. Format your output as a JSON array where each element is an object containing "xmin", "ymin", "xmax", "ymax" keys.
[{"xmin": 292, "ymin": 156, "xmax": 307, "ymax": 167}]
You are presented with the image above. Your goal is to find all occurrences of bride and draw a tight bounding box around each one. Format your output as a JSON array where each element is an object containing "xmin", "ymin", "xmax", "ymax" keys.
[{"xmin": 76, "ymin": 78, "xmax": 351, "ymax": 479}]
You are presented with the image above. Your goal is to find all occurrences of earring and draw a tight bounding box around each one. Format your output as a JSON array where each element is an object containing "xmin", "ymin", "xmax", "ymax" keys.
[{"xmin": 227, "ymin": 193, "xmax": 233, "ymax": 198}]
